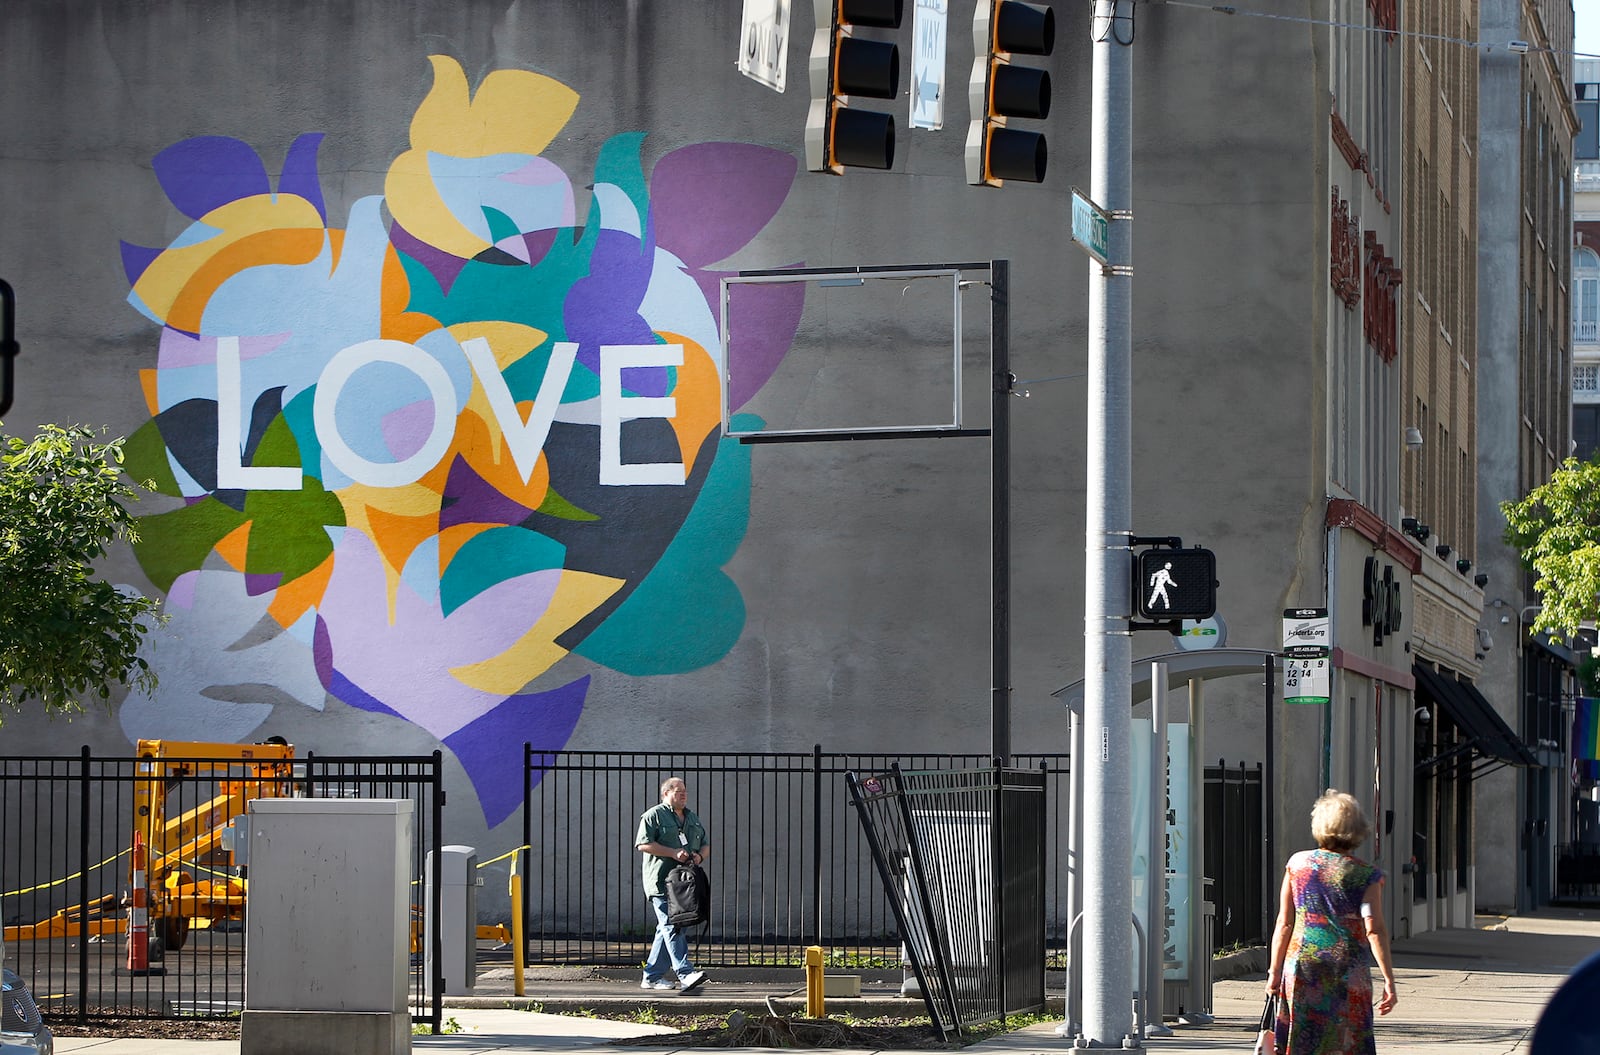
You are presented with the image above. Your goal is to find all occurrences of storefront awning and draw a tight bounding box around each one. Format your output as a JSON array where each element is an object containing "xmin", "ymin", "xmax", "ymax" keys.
[{"xmin": 1412, "ymin": 663, "xmax": 1539, "ymax": 770}]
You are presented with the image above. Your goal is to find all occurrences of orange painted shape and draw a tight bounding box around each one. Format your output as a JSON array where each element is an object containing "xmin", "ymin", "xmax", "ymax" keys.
[
  {"xmin": 139, "ymin": 370, "xmax": 161, "ymax": 416},
  {"xmin": 659, "ymin": 333, "xmax": 721, "ymax": 476},
  {"xmin": 266, "ymin": 554, "xmax": 334, "ymax": 628},
  {"xmin": 167, "ymin": 228, "xmax": 325, "ymax": 334},
  {"xmin": 366, "ymin": 506, "xmax": 445, "ymax": 579},
  {"xmin": 214, "ymin": 523, "xmax": 252, "ymax": 571}
]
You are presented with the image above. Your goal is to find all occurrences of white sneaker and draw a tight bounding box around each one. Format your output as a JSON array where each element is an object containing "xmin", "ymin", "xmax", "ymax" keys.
[
  {"xmin": 641, "ymin": 977, "xmax": 675, "ymax": 990},
  {"xmin": 678, "ymin": 969, "xmax": 707, "ymax": 992}
]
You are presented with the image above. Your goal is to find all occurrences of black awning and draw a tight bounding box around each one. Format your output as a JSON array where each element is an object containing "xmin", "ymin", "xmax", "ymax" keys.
[{"xmin": 1412, "ymin": 664, "xmax": 1540, "ymax": 769}]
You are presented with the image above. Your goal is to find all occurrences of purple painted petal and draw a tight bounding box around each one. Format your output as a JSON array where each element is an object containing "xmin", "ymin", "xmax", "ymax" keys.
[
  {"xmin": 390, "ymin": 223, "xmax": 469, "ymax": 294},
  {"xmin": 650, "ymin": 143, "xmax": 798, "ymax": 269},
  {"xmin": 713, "ymin": 271, "xmax": 807, "ymax": 412},
  {"xmin": 121, "ymin": 241, "xmax": 163, "ymax": 286},
  {"xmin": 153, "ymin": 137, "xmax": 272, "ymax": 220},
  {"xmin": 444, "ymin": 676, "xmax": 589, "ymax": 827},
  {"xmin": 326, "ymin": 667, "xmax": 407, "ymax": 721},
  {"xmin": 439, "ymin": 456, "xmax": 537, "ymax": 533},
  {"xmin": 244, "ymin": 572, "xmax": 284, "ymax": 597},
  {"xmin": 278, "ymin": 133, "xmax": 327, "ymax": 224}
]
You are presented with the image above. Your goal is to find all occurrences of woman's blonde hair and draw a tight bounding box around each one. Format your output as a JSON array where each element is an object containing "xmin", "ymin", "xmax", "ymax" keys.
[{"xmin": 1310, "ymin": 789, "xmax": 1370, "ymax": 852}]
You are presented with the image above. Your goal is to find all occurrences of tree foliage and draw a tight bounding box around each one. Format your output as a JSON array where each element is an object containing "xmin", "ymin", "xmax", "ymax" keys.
[
  {"xmin": 1501, "ymin": 456, "xmax": 1600, "ymax": 637},
  {"xmin": 0, "ymin": 424, "xmax": 162, "ymax": 720}
]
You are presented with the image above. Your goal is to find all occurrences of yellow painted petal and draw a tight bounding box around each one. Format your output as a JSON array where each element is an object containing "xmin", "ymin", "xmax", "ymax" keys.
[
  {"xmin": 130, "ymin": 195, "xmax": 325, "ymax": 324},
  {"xmin": 450, "ymin": 571, "xmax": 623, "ymax": 693},
  {"xmin": 384, "ymin": 56, "xmax": 581, "ymax": 261}
]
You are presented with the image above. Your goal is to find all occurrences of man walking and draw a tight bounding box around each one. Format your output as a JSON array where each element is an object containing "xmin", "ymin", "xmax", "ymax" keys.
[{"xmin": 635, "ymin": 775, "xmax": 710, "ymax": 991}]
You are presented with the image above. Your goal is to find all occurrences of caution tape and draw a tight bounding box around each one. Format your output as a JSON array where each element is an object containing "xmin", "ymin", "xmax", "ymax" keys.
[
  {"xmin": 476, "ymin": 844, "xmax": 532, "ymax": 869},
  {"xmin": 1, "ymin": 848, "xmax": 128, "ymax": 898}
]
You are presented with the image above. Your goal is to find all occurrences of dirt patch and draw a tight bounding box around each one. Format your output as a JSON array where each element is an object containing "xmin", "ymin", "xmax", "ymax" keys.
[
  {"xmin": 613, "ymin": 1012, "xmax": 955, "ymax": 1049},
  {"xmin": 43, "ymin": 1010, "xmax": 240, "ymax": 1041}
]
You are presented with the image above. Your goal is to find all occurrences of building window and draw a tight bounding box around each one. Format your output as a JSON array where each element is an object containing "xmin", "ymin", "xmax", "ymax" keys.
[
  {"xmin": 1577, "ymin": 364, "xmax": 1600, "ymax": 393},
  {"xmin": 1576, "ymin": 404, "xmax": 1600, "ymax": 463},
  {"xmin": 1575, "ymin": 247, "xmax": 1599, "ymax": 344}
]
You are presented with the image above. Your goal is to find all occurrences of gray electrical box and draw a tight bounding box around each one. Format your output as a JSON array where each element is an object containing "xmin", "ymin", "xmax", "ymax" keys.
[
  {"xmin": 241, "ymin": 798, "xmax": 413, "ymax": 1055},
  {"xmin": 425, "ymin": 845, "xmax": 478, "ymax": 996}
]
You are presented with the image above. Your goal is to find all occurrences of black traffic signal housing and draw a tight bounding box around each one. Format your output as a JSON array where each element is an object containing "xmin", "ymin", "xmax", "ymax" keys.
[
  {"xmin": 807, "ymin": 0, "xmax": 903, "ymax": 173},
  {"xmin": 1134, "ymin": 546, "xmax": 1217, "ymax": 624},
  {"xmin": 966, "ymin": 1, "xmax": 1055, "ymax": 185}
]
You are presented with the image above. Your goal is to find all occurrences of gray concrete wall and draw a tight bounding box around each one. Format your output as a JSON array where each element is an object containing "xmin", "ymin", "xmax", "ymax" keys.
[{"xmin": 2, "ymin": 0, "xmax": 1325, "ymax": 880}]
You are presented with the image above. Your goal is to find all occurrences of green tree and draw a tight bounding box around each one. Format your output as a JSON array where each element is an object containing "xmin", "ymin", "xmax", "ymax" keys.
[
  {"xmin": 0, "ymin": 424, "xmax": 161, "ymax": 719},
  {"xmin": 1502, "ymin": 456, "xmax": 1600, "ymax": 637}
]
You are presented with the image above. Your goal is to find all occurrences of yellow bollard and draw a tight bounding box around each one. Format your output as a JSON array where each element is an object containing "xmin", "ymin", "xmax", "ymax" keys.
[
  {"xmin": 511, "ymin": 858, "xmax": 526, "ymax": 997},
  {"xmin": 805, "ymin": 945, "xmax": 825, "ymax": 1019}
]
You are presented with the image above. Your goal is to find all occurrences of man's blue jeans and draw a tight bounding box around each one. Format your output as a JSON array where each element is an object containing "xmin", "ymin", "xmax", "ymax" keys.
[{"xmin": 644, "ymin": 894, "xmax": 694, "ymax": 980}]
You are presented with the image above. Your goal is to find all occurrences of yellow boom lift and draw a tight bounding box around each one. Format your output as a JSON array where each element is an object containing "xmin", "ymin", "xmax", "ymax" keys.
[
  {"xmin": 4, "ymin": 738, "xmax": 512, "ymax": 952},
  {"xmin": 3, "ymin": 738, "xmax": 295, "ymax": 949}
]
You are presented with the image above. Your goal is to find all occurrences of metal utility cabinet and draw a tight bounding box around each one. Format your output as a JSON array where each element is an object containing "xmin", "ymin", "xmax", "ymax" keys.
[
  {"xmin": 425, "ymin": 845, "xmax": 478, "ymax": 996},
  {"xmin": 241, "ymin": 798, "xmax": 413, "ymax": 1055}
]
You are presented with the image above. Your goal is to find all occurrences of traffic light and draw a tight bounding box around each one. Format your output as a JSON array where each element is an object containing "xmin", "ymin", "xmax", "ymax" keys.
[
  {"xmin": 965, "ymin": 1, "xmax": 1055, "ymax": 185},
  {"xmin": 806, "ymin": 0, "xmax": 903, "ymax": 173},
  {"xmin": 1135, "ymin": 547, "xmax": 1218, "ymax": 623}
]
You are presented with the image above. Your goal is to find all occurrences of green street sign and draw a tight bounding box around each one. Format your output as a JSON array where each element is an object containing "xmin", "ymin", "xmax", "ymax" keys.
[{"xmin": 1071, "ymin": 187, "xmax": 1109, "ymax": 265}]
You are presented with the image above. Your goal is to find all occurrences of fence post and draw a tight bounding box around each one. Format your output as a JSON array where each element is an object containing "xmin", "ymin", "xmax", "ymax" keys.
[
  {"xmin": 812, "ymin": 743, "xmax": 823, "ymax": 950},
  {"xmin": 78, "ymin": 745, "xmax": 90, "ymax": 1026},
  {"xmin": 522, "ymin": 742, "xmax": 532, "ymax": 971},
  {"xmin": 430, "ymin": 750, "xmax": 444, "ymax": 1033}
]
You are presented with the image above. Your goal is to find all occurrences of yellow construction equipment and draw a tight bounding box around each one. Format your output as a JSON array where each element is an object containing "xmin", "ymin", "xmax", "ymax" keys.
[
  {"xmin": 6, "ymin": 737, "xmax": 512, "ymax": 954},
  {"xmin": 4, "ymin": 738, "xmax": 295, "ymax": 949}
]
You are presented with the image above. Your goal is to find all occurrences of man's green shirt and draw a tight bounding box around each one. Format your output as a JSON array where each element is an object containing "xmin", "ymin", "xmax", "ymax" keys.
[{"xmin": 636, "ymin": 802, "xmax": 707, "ymax": 897}]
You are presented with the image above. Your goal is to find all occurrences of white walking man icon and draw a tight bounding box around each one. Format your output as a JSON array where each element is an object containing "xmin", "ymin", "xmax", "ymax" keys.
[{"xmin": 1147, "ymin": 561, "xmax": 1175, "ymax": 611}]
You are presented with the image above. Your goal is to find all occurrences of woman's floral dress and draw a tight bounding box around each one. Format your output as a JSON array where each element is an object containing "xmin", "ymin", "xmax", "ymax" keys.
[{"xmin": 1276, "ymin": 848, "xmax": 1383, "ymax": 1054}]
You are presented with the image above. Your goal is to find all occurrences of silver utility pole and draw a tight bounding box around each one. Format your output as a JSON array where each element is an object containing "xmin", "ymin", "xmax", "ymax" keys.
[{"xmin": 1079, "ymin": 0, "xmax": 1135, "ymax": 1047}]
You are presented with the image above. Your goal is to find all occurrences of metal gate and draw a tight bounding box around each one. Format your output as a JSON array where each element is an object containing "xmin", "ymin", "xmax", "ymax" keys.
[{"xmin": 845, "ymin": 764, "xmax": 1045, "ymax": 1039}]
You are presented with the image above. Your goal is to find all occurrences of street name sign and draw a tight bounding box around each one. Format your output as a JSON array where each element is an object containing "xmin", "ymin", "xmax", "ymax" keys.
[{"xmin": 1071, "ymin": 187, "xmax": 1110, "ymax": 265}]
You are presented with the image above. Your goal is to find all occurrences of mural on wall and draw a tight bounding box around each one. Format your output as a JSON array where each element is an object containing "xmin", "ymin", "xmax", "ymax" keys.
[{"xmin": 116, "ymin": 55, "xmax": 804, "ymax": 826}]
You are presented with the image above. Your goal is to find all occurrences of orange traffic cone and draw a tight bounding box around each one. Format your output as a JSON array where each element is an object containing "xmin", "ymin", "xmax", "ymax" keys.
[{"xmin": 125, "ymin": 832, "xmax": 162, "ymax": 976}]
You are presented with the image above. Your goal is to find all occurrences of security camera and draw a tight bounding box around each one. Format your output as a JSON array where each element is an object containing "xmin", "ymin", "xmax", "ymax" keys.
[{"xmin": 1476, "ymin": 627, "xmax": 1494, "ymax": 652}]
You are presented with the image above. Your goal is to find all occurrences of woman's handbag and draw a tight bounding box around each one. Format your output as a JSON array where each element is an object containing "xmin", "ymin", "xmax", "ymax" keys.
[{"xmin": 1253, "ymin": 991, "xmax": 1279, "ymax": 1055}]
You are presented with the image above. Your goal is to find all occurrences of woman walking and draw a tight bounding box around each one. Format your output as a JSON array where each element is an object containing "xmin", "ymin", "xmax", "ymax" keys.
[{"xmin": 1266, "ymin": 789, "xmax": 1398, "ymax": 1053}]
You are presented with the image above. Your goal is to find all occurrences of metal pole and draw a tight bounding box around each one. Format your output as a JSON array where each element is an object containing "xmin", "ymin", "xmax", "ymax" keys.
[
  {"xmin": 1146, "ymin": 665, "xmax": 1171, "ymax": 1037},
  {"xmin": 992, "ymin": 259, "xmax": 1012, "ymax": 765},
  {"xmin": 1263, "ymin": 654, "xmax": 1276, "ymax": 939},
  {"xmin": 1079, "ymin": 0, "xmax": 1135, "ymax": 1046},
  {"xmin": 1186, "ymin": 679, "xmax": 1213, "ymax": 1022}
]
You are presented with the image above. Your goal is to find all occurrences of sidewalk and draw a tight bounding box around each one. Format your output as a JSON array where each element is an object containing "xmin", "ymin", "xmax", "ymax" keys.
[{"xmin": 50, "ymin": 908, "xmax": 1600, "ymax": 1053}]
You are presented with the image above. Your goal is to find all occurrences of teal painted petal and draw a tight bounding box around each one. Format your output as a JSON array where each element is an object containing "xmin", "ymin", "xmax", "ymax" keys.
[
  {"xmin": 282, "ymin": 388, "xmax": 322, "ymax": 482},
  {"xmin": 590, "ymin": 132, "xmax": 651, "ymax": 241},
  {"xmin": 440, "ymin": 525, "xmax": 567, "ymax": 617},
  {"xmin": 504, "ymin": 346, "xmax": 599, "ymax": 404},
  {"xmin": 572, "ymin": 416, "xmax": 756, "ymax": 675},
  {"xmin": 482, "ymin": 206, "xmax": 521, "ymax": 246}
]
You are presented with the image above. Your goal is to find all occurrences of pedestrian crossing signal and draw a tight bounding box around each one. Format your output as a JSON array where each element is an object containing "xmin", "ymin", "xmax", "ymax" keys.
[{"xmin": 1135, "ymin": 548, "xmax": 1217, "ymax": 622}]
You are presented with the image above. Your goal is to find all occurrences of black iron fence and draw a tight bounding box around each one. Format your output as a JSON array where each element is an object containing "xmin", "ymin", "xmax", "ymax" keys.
[
  {"xmin": 519, "ymin": 746, "xmax": 1268, "ymax": 967},
  {"xmin": 520, "ymin": 746, "xmax": 1072, "ymax": 967},
  {"xmin": 0, "ymin": 747, "xmax": 443, "ymax": 1030},
  {"xmin": 1204, "ymin": 760, "xmax": 1265, "ymax": 949}
]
